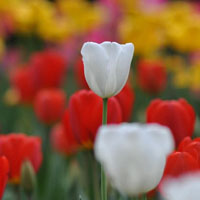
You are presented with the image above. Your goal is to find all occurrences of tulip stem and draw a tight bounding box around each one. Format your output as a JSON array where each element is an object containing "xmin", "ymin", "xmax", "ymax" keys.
[
  {"xmin": 101, "ymin": 98, "xmax": 108, "ymax": 200},
  {"xmin": 141, "ymin": 194, "xmax": 147, "ymax": 200},
  {"xmin": 102, "ymin": 98, "xmax": 108, "ymax": 125}
]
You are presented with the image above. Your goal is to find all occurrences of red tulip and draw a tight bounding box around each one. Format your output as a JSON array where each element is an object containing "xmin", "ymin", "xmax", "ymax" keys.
[
  {"xmin": 159, "ymin": 151, "xmax": 199, "ymax": 194},
  {"xmin": 10, "ymin": 66, "xmax": 38, "ymax": 103},
  {"xmin": 30, "ymin": 50, "xmax": 66, "ymax": 88},
  {"xmin": 0, "ymin": 134, "xmax": 42, "ymax": 184},
  {"xmin": 146, "ymin": 98, "xmax": 195, "ymax": 145},
  {"xmin": 178, "ymin": 137, "xmax": 200, "ymax": 167},
  {"xmin": 137, "ymin": 59, "xmax": 167, "ymax": 94},
  {"xmin": 163, "ymin": 152, "xmax": 199, "ymax": 178},
  {"xmin": 51, "ymin": 110, "xmax": 80, "ymax": 155},
  {"xmin": 115, "ymin": 83, "xmax": 135, "ymax": 122},
  {"xmin": 34, "ymin": 89, "xmax": 66, "ymax": 124},
  {"xmin": 0, "ymin": 156, "xmax": 9, "ymax": 200},
  {"xmin": 75, "ymin": 58, "xmax": 89, "ymax": 89},
  {"xmin": 68, "ymin": 90, "xmax": 122, "ymax": 148}
]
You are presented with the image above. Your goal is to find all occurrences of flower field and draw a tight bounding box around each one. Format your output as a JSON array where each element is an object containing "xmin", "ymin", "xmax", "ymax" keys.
[{"xmin": 0, "ymin": 0, "xmax": 200, "ymax": 200}]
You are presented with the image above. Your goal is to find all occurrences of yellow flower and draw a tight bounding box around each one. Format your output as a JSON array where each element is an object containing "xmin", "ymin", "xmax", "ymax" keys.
[
  {"xmin": 162, "ymin": 2, "xmax": 200, "ymax": 52},
  {"xmin": 190, "ymin": 65, "xmax": 200, "ymax": 90},
  {"xmin": 172, "ymin": 69, "xmax": 191, "ymax": 89},
  {"xmin": 119, "ymin": 10, "xmax": 165, "ymax": 55},
  {"xmin": 0, "ymin": 38, "xmax": 4, "ymax": 61},
  {"xmin": 57, "ymin": 0, "xmax": 104, "ymax": 35}
]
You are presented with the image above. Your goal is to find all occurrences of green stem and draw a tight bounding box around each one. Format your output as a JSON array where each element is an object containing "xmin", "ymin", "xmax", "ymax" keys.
[
  {"xmin": 141, "ymin": 194, "xmax": 147, "ymax": 200},
  {"xmin": 87, "ymin": 151, "xmax": 95, "ymax": 200},
  {"xmin": 14, "ymin": 185, "xmax": 21, "ymax": 200},
  {"xmin": 101, "ymin": 98, "xmax": 108, "ymax": 200},
  {"xmin": 102, "ymin": 98, "xmax": 108, "ymax": 125}
]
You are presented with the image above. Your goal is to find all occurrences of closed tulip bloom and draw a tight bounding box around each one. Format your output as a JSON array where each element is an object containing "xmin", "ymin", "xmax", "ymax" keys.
[
  {"xmin": 10, "ymin": 66, "xmax": 38, "ymax": 103},
  {"xmin": 30, "ymin": 50, "xmax": 66, "ymax": 88},
  {"xmin": 0, "ymin": 134, "xmax": 42, "ymax": 184},
  {"xmin": 115, "ymin": 83, "xmax": 135, "ymax": 122},
  {"xmin": 81, "ymin": 41, "xmax": 134, "ymax": 98},
  {"xmin": 161, "ymin": 173, "xmax": 200, "ymax": 200},
  {"xmin": 95, "ymin": 123, "xmax": 174, "ymax": 196},
  {"xmin": 69, "ymin": 90, "xmax": 122, "ymax": 148},
  {"xmin": 137, "ymin": 59, "xmax": 167, "ymax": 94},
  {"xmin": 146, "ymin": 98, "xmax": 195, "ymax": 146},
  {"xmin": 0, "ymin": 156, "xmax": 9, "ymax": 200},
  {"xmin": 34, "ymin": 89, "xmax": 66, "ymax": 124}
]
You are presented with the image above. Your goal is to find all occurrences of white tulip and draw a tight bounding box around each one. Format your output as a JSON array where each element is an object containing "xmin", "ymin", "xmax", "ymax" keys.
[
  {"xmin": 81, "ymin": 41, "xmax": 134, "ymax": 98},
  {"xmin": 94, "ymin": 123, "xmax": 174, "ymax": 196},
  {"xmin": 161, "ymin": 173, "xmax": 200, "ymax": 200}
]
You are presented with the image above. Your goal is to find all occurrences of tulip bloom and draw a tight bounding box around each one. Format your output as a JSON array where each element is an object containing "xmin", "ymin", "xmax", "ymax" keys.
[
  {"xmin": 161, "ymin": 173, "xmax": 200, "ymax": 200},
  {"xmin": 115, "ymin": 83, "xmax": 135, "ymax": 122},
  {"xmin": 34, "ymin": 89, "xmax": 66, "ymax": 124},
  {"xmin": 95, "ymin": 123, "xmax": 174, "ymax": 196},
  {"xmin": 137, "ymin": 59, "xmax": 167, "ymax": 94},
  {"xmin": 10, "ymin": 66, "xmax": 38, "ymax": 103},
  {"xmin": 146, "ymin": 98, "xmax": 195, "ymax": 145},
  {"xmin": 178, "ymin": 137, "xmax": 200, "ymax": 167},
  {"xmin": 68, "ymin": 90, "xmax": 122, "ymax": 148},
  {"xmin": 30, "ymin": 50, "xmax": 66, "ymax": 88},
  {"xmin": 51, "ymin": 123, "xmax": 79, "ymax": 156},
  {"xmin": 51, "ymin": 110, "xmax": 80, "ymax": 155},
  {"xmin": 0, "ymin": 156, "xmax": 9, "ymax": 200},
  {"xmin": 162, "ymin": 152, "xmax": 199, "ymax": 179},
  {"xmin": 81, "ymin": 41, "xmax": 134, "ymax": 98},
  {"xmin": 0, "ymin": 134, "xmax": 42, "ymax": 183}
]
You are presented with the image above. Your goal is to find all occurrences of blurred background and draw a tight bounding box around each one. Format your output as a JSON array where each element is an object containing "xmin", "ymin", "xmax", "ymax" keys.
[{"xmin": 1, "ymin": 0, "xmax": 200, "ymax": 199}]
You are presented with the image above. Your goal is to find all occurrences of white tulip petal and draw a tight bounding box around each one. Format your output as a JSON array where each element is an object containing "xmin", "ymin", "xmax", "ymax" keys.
[
  {"xmin": 161, "ymin": 173, "xmax": 200, "ymax": 200},
  {"xmin": 95, "ymin": 123, "xmax": 174, "ymax": 196},
  {"xmin": 81, "ymin": 41, "xmax": 134, "ymax": 98},
  {"xmin": 81, "ymin": 42, "xmax": 109, "ymax": 97},
  {"xmin": 113, "ymin": 43, "xmax": 134, "ymax": 96}
]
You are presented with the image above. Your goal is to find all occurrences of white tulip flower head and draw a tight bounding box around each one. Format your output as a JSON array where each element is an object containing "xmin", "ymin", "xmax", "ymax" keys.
[
  {"xmin": 94, "ymin": 123, "xmax": 174, "ymax": 196},
  {"xmin": 161, "ymin": 173, "xmax": 200, "ymax": 200},
  {"xmin": 81, "ymin": 41, "xmax": 134, "ymax": 98}
]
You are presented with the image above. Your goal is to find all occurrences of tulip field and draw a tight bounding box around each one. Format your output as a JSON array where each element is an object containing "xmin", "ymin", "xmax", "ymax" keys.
[{"xmin": 1, "ymin": 0, "xmax": 200, "ymax": 200}]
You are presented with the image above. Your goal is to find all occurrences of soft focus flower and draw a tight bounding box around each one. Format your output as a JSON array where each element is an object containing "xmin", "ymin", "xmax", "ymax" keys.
[
  {"xmin": 30, "ymin": 50, "xmax": 66, "ymax": 89},
  {"xmin": 95, "ymin": 123, "xmax": 174, "ymax": 196},
  {"xmin": 161, "ymin": 173, "xmax": 200, "ymax": 200},
  {"xmin": 160, "ymin": 137, "xmax": 200, "ymax": 190},
  {"xmin": 118, "ymin": 11, "xmax": 165, "ymax": 55},
  {"xmin": 34, "ymin": 89, "xmax": 66, "ymax": 124},
  {"xmin": 178, "ymin": 137, "xmax": 200, "ymax": 167},
  {"xmin": 137, "ymin": 59, "xmax": 167, "ymax": 94},
  {"xmin": 51, "ymin": 110, "xmax": 79, "ymax": 155},
  {"xmin": 69, "ymin": 90, "xmax": 122, "ymax": 148},
  {"xmin": 146, "ymin": 98, "xmax": 196, "ymax": 145},
  {"xmin": 162, "ymin": 152, "xmax": 199, "ymax": 179},
  {"xmin": 0, "ymin": 156, "xmax": 9, "ymax": 200},
  {"xmin": 10, "ymin": 66, "xmax": 38, "ymax": 103},
  {"xmin": 0, "ymin": 134, "xmax": 42, "ymax": 184},
  {"xmin": 81, "ymin": 41, "xmax": 134, "ymax": 98},
  {"xmin": 115, "ymin": 83, "xmax": 135, "ymax": 121}
]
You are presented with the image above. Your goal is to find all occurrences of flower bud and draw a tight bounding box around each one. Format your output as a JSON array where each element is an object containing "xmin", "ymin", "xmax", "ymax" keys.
[{"xmin": 20, "ymin": 160, "xmax": 36, "ymax": 195}]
